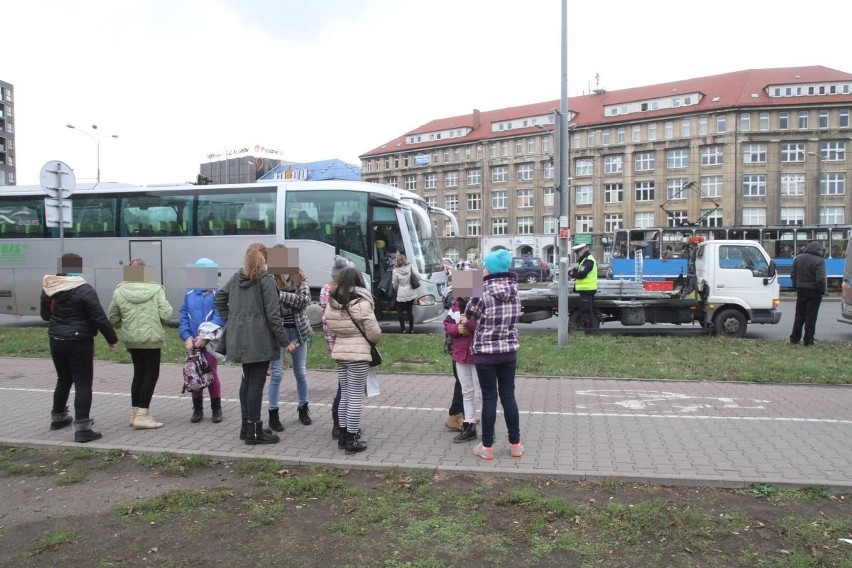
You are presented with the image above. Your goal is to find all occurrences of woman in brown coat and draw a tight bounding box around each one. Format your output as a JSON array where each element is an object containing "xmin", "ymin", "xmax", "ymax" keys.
[{"xmin": 324, "ymin": 267, "xmax": 381, "ymax": 454}]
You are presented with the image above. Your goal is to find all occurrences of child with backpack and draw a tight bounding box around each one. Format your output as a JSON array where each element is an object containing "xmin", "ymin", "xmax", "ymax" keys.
[{"xmin": 443, "ymin": 296, "xmax": 479, "ymax": 442}]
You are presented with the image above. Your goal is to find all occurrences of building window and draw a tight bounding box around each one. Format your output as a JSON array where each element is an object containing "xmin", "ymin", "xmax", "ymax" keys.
[
  {"xmin": 543, "ymin": 187, "xmax": 555, "ymax": 207},
  {"xmin": 742, "ymin": 207, "xmax": 766, "ymax": 225},
  {"xmin": 466, "ymin": 218, "xmax": 481, "ymax": 236},
  {"xmin": 515, "ymin": 139, "xmax": 522, "ymax": 154},
  {"xmin": 466, "ymin": 192, "xmax": 481, "ymax": 211},
  {"xmin": 445, "ymin": 194, "xmax": 458, "ymax": 212},
  {"xmin": 664, "ymin": 121, "xmax": 674, "ymax": 139},
  {"xmin": 541, "ymin": 135, "xmax": 550, "ymax": 153},
  {"xmin": 426, "ymin": 196, "xmax": 437, "ymax": 208},
  {"xmin": 821, "ymin": 172, "xmax": 847, "ymax": 195},
  {"xmin": 587, "ymin": 131, "xmax": 596, "ymax": 146},
  {"xmin": 445, "ymin": 220, "xmax": 455, "ymax": 237},
  {"xmin": 716, "ymin": 115, "xmax": 727, "ymax": 133},
  {"xmin": 617, "ymin": 127, "xmax": 626, "ymax": 144},
  {"xmin": 632, "ymin": 126, "xmax": 641, "ymax": 143},
  {"xmin": 404, "ymin": 175, "xmax": 417, "ymax": 190},
  {"xmin": 698, "ymin": 116, "xmax": 708, "ymax": 136},
  {"xmin": 742, "ymin": 175, "xmax": 767, "ymax": 197},
  {"xmin": 385, "ymin": 177, "xmax": 398, "ymax": 188},
  {"xmin": 491, "ymin": 217, "xmax": 508, "ymax": 235},
  {"xmin": 527, "ymin": 138, "xmax": 535, "ymax": 153},
  {"xmin": 489, "ymin": 143, "xmax": 497, "ymax": 158},
  {"xmin": 466, "ymin": 168, "xmax": 481, "ymax": 186},
  {"xmin": 780, "ymin": 207, "xmax": 805, "ymax": 225},
  {"xmin": 821, "ymin": 141, "xmax": 846, "ymax": 161},
  {"xmin": 702, "ymin": 209, "xmax": 724, "ymax": 227},
  {"xmin": 780, "ymin": 174, "xmax": 805, "ymax": 196},
  {"xmin": 741, "ymin": 113, "xmax": 751, "ymax": 131},
  {"xmin": 798, "ymin": 111, "xmax": 809, "ymax": 129},
  {"xmin": 602, "ymin": 130, "xmax": 611, "ymax": 145},
  {"xmin": 605, "ymin": 183, "xmax": 623, "ymax": 203},
  {"xmin": 666, "ymin": 211, "xmax": 689, "ymax": 226},
  {"xmin": 576, "ymin": 185, "xmax": 593, "ymax": 205},
  {"xmin": 759, "ymin": 112, "xmax": 769, "ymax": 131},
  {"xmin": 501, "ymin": 142, "xmax": 509, "ymax": 157},
  {"xmin": 667, "ymin": 178, "xmax": 689, "ymax": 199},
  {"xmin": 743, "ymin": 143, "xmax": 767, "ymax": 163},
  {"xmin": 779, "ymin": 112, "xmax": 789, "ymax": 130},
  {"xmin": 517, "ymin": 216, "xmax": 534, "ymax": 235},
  {"xmin": 604, "ymin": 213, "xmax": 623, "ymax": 232},
  {"xmin": 648, "ymin": 123, "xmax": 658, "ymax": 140},
  {"xmin": 819, "ymin": 110, "xmax": 829, "ymax": 129},
  {"xmin": 516, "ymin": 163, "xmax": 534, "ymax": 182},
  {"xmin": 604, "ymin": 154, "xmax": 623, "ymax": 174},
  {"xmin": 841, "ymin": 109, "xmax": 850, "ymax": 128},
  {"xmin": 492, "ymin": 190, "xmax": 507, "ymax": 209},
  {"xmin": 491, "ymin": 166, "xmax": 508, "ymax": 183},
  {"xmin": 701, "ymin": 145, "xmax": 724, "ymax": 166},
  {"xmin": 543, "ymin": 161, "xmax": 555, "ymax": 179},
  {"xmin": 701, "ymin": 175, "xmax": 723, "ymax": 198},
  {"xmin": 634, "ymin": 151, "xmax": 655, "ymax": 172},
  {"xmin": 446, "ymin": 171, "xmax": 459, "ymax": 187},
  {"xmin": 820, "ymin": 207, "xmax": 845, "ymax": 224},
  {"xmin": 442, "ymin": 150, "xmax": 449, "ymax": 162},
  {"xmin": 517, "ymin": 189, "xmax": 533, "ymax": 208},
  {"xmin": 634, "ymin": 211, "xmax": 654, "ymax": 228},
  {"xmin": 635, "ymin": 180, "xmax": 655, "ymax": 201},
  {"xmin": 575, "ymin": 158, "xmax": 593, "ymax": 176},
  {"xmin": 543, "ymin": 216, "xmax": 557, "ymax": 234},
  {"xmin": 576, "ymin": 215, "xmax": 593, "ymax": 233},
  {"xmin": 781, "ymin": 142, "xmax": 806, "ymax": 162},
  {"xmin": 425, "ymin": 173, "xmax": 437, "ymax": 189},
  {"xmin": 465, "ymin": 146, "xmax": 472, "ymax": 160},
  {"xmin": 666, "ymin": 148, "xmax": 689, "ymax": 169}
]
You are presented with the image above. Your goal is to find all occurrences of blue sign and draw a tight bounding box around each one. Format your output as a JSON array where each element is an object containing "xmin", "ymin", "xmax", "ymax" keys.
[{"xmin": 414, "ymin": 154, "xmax": 430, "ymax": 166}]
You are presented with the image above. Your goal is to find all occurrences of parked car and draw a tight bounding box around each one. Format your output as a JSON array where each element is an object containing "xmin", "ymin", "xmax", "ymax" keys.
[{"xmin": 509, "ymin": 257, "xmax": 553, "ymax": 283}]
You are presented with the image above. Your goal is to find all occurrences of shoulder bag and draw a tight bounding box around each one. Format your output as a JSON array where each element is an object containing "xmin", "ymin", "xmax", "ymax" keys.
[{"xmin": 347, "ymin": 311, "xmax": 382, "ymax": 367}]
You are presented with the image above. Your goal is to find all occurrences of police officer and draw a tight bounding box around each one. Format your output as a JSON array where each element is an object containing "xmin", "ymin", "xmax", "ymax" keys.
[{"xmin": 568, "ymin": 243, "xmax": 597, "ymax": 330}]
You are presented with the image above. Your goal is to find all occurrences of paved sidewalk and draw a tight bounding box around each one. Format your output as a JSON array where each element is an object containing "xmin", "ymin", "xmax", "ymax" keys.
[{"xmin": 1, "ymin": 357, "xmax": 851, "ymax": 489}]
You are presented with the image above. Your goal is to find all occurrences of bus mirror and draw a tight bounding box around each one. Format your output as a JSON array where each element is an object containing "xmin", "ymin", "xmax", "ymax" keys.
[{"xmin": 767, "ymin": 260, "xmax": 777, "ymax": 278}]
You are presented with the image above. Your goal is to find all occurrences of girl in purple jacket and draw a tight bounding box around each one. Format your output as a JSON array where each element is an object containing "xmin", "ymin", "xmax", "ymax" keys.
[{"xmin": 444, "ymin": 297, "xmax": 480, "ymax": 442}]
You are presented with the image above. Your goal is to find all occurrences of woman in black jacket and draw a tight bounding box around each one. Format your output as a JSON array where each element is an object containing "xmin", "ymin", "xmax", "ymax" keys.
[{"xmin": 41, "ymin": 253, "xmax": 118, "ymax": 443}]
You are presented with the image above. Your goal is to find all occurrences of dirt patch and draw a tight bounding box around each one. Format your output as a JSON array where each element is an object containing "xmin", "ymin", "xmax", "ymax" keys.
[{"xmin": 1, "ymin": 445, "xmax": 850, "ymax": 567}]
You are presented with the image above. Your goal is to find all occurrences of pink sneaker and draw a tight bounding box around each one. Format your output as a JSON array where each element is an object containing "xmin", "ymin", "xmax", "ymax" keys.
[
  {"xmin": 510, "ymin": 442, "xmax": 525, "ymax": 458},
  {"xmin": 473, "ymin": 443, "xmax": 494, "ymax": 460}
]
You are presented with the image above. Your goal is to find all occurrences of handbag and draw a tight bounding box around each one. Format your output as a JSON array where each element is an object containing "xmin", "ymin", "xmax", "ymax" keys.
[
  {"xmin": 348, "ymin": 311, "xmax": 383, "ymax": 367},
  {"xmin": 409, "ymin": 270, "xmax": 421, "ymax": 289}
]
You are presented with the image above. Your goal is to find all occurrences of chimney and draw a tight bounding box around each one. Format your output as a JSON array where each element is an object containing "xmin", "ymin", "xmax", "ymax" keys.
[{"xmin": 472, "ymin": 109, "xmax": 481, "ymax": 129}]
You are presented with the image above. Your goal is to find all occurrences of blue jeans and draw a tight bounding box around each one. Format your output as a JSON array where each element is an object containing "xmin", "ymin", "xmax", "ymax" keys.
[
  {"xmin": 268, "ymin": 328, "xmax": 309, "ymax": 409},
  {"xmin": 475, "ymin": 359, "xmax": 521, "ymax": 447}
]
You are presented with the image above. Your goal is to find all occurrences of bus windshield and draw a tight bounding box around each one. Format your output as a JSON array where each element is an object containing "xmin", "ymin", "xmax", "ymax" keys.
[{"xmin": 402, "ymin": 208, "xmax": 443, "ymax": 274}]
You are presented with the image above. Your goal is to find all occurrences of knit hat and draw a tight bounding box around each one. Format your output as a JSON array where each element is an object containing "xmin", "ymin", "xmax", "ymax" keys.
[
  {"xmin": 193, "ymin": 257, "xmax": 218, "ymax": 268},
  {"xmin": 331, "ymin": 255, "xmax": 349, "ymax": 280},
  {"xmin": 483, "ymin": 249, "xmax": 512, "ymax": 274}
]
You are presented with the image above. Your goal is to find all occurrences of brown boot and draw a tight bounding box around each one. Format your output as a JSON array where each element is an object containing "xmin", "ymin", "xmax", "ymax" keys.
[{"xmin": 445, "ymin": 412, "xmax": 464, "ymax": 432}]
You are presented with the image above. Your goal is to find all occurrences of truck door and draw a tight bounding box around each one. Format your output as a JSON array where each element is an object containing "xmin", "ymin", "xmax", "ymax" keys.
[{"xmin": 710, "ymin": 243, "xmax": 774, "ymax": 309}]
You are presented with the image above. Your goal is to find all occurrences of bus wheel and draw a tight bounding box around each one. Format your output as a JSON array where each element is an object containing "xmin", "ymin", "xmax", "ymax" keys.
[{"xmin": 713, "ymin": 308, "xmax": 747, "ymax": 337}]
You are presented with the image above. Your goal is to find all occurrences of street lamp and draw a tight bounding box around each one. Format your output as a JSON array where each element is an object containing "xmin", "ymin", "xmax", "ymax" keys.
[{"xmin": 66, "ymin": 124, "xmax": 119, "ymax": 183}]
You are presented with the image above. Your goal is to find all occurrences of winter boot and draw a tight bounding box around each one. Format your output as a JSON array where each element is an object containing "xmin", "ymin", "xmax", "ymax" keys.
[
  {"xmin": 344, "ymin": 430, "xmax": 367, "ymax": 455},
  {"xmin": 50, "ymin": 407, "xmax": 73, "ymax": 431},
  {"xmin": 245, "ymin": 421, "xmax": 280, "ymax": 445},
  {"xmin": 297, "ymin": 403, "xmax": 312, "ymax": 426},
  {"xmin": 190, "ymin": 397, "xmax": 204, "ymax": 423},
  {"xmin": 445, "ymin": 412, "xmax": 464, "ymax": 432},
  {"xmin": 268, "ymin": 408, "xmax": 284, "ymax": 432},
  {"xmin": 73, "ymin": 418, "xmax": 102, "ymax": 443},
  {"xmin": 132, "ymin": 408, "xmax": 163, "ymax": 429},
  {"xmin": 331, "ymin": 403, "xmax": 341, "ymax": 440},
  {"xmin": 239, "ymin": 417, "xmax": 248, "ymax": 440},
  {"xmin": 129, "ymin": 407, "xmax": 139, "ymax": 426},
  {"xmin": 211, "ymin": 397, "xmax": 223, "ymax": 423},
  {"xmin": 453, "ymin": 422, "xmax": 478, "ymax": 443}
]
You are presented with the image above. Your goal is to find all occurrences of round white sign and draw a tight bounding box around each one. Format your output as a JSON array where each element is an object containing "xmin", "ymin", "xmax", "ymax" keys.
[{"xmin": 39, "ymin": 161, "xmax": 76, "ymax": 199}]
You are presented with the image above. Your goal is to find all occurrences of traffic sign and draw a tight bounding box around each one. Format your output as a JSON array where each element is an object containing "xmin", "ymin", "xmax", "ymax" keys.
[
  {"xmin": 44, "ymin": 198, "xmax": 73, "ymax": 228},
  {"xmin": 39, "ymin": 161, "xmax": 76, "ymax": 199}
]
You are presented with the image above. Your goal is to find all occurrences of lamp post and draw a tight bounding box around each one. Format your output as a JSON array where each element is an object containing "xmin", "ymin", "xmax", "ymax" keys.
[
  {"xmin": 66, "ymin": 124, "xmax": 119, "ymax": 183},
  {"xmin": 556, "ymin": 0, "xmax": 571, "ymax": 346}
]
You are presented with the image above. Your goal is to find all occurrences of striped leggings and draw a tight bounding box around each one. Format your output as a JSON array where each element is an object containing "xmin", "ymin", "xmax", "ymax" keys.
[{"xmin": 336, "ymin": 360, "xmax": 368, "ymax": 434}]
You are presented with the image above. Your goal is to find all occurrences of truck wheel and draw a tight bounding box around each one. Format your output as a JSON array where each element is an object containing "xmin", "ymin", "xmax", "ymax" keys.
[
  {"xmin": 569, "ymin": 310, "xmax": 601, "ymax": 331},
  {"xmin": 525, "ymin": 274, "xmax": 539, "ymax": 284},
  {"xmin": 713, "ymin": 308, "xmax": 747, "ymax": 337}
]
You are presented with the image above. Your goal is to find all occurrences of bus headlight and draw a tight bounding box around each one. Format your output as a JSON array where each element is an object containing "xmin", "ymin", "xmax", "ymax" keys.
[{"xmin": 417, "ymin": 295, "xmax": 437, "ymax": 306}]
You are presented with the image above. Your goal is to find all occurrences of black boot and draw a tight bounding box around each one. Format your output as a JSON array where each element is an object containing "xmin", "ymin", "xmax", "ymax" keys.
[
  {"xmin": 239, "ymin": 417, "xmax": 247, "ymax": 440},
  {"xmin": 344, "ymin": 430, "xmax": 367, "ymax": 455},
  {"xmin": 245, "ymin": 421, "xmax": 280, "ymax": 445},
  {"xmin": 331, "ymin": 403, "xmax": 341, "ymax": 440},
  {"xmin": 50, "ymin": 406, "xmax": 73, "ymax": 431},
  {"xmin": 298, "ymin": 403, "xmax": 312, "ymax": 426},
  {"xmin": 73, "ymin": 418, "xmax": 102, "ymax": 443},
  {"xmin": 211, "ymin": 398, "xmax": 223, "ymax": 423},
  {"xmin": 190, "ymin": 398, "xmax": 204, "ymax": 423},
  {"xmin": 453, "ymin": 422, "xmax": 478, "ymax": 443},
  {"xmin": 268, "ymin": 408, "xmax": 284, "ymax": 432}
]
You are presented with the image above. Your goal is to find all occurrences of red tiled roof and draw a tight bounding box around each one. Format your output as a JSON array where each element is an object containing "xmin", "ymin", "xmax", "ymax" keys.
[{"xmin": 360, "ymin": 66, "xmax": 852, "ymax": 158}]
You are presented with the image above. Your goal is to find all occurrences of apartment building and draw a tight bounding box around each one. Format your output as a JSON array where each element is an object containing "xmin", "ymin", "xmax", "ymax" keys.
[
  {"xmin": 0, "ymin": 80, "xmax": 15, "ymax": 186},
  {"xmin": 359, "ymin": 66, "xmax": 852, "ymax": 265}
]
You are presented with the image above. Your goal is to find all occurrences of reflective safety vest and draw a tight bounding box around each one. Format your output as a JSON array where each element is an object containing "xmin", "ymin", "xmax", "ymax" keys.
[{"xmin": 574, "ymin": 255, "xmax": 598, "ymax": 291}]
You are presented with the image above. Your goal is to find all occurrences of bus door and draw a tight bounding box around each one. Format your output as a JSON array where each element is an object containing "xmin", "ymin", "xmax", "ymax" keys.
[{"xmin": 335, "ymin": 226, "xmax": 371, "ymax": 289}]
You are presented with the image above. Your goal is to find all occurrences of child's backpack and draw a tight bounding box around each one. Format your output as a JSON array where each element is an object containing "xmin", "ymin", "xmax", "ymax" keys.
[{"xmin": 183, "ymin": 349, "xmax": 215, "ymax": 393}]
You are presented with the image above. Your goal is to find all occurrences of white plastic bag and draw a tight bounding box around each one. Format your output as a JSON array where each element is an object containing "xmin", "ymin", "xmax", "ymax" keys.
[{"xmin": 366, "ymin": 368, "xmax": 380, "ymax": 397}]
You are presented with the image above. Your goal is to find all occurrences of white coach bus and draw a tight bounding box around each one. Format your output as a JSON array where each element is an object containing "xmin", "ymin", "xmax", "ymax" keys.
[{"xmin": 0, "ymin": 179, "xmax": 454, "ymax": 324}]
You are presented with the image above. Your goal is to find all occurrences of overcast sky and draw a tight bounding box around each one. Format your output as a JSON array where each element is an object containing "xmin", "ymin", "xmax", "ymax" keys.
[{"xmin": 6, "ymin": 0, "xmax": 851, "ymax": 186}]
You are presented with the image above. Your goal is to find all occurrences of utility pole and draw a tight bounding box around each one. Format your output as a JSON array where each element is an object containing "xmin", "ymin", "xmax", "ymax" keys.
[{"xmin": 557, "ymin": 0, "xmax": 571, "ymax": 347}]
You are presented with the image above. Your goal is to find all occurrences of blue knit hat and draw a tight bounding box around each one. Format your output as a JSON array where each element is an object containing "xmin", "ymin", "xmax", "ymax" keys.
[
  {"xmin": 483, "ymin": 249, "xmax": 512, "ymax": 274},
  {"xmin": 193, "ymin": 257, "xmax": 218, "ymax": 268}
]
